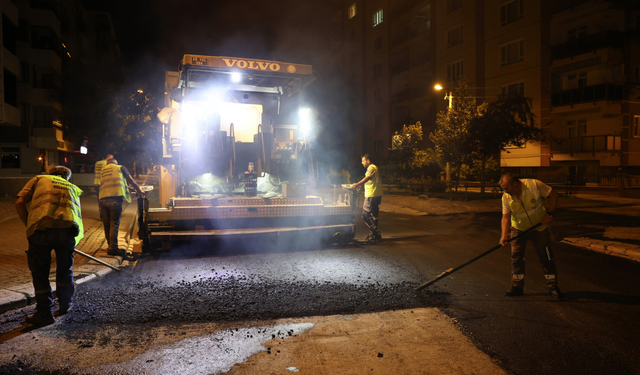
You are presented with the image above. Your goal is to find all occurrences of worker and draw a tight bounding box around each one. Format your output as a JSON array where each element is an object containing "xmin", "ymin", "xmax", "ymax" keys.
[
  {"xmin": 499, "ymin": 173, "xmax": 563, "ymax": 300},
  {"xmin": 352, "ymin": 153, "xmax": 383, "ymax": 242},
  {"xmin": 99, "ymin": 158, "xmax": 144, "ymax": 256},
  {"xmin": 16, "ymin": 166, "xmax": 84, "ymax": 325},
  {"xmin": 94, "ymin": 153, "xmax": 113, "ymax": 202}
]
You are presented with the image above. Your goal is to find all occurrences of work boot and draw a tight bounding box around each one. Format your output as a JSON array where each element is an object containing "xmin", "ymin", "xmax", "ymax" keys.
[
  {"xmin": 504, "ymin": 286, "xmax": 524, "ymax": 297},
  {"xmin": 548, "ymin": 286, "xmax": 564, "ymax": 300},
  {"xmin": 58, "ymin": 303, "xmax": 73, "ymax": 315},
  {"xmin": 107, "ymin": 248, "xmax": 125, "ymax": 256},
  {"xmin": 375, "ymin": 233, "xmax": 382, "ymax": 241},
  {"xmin": 25, "ymin": 311, "xmax": 55, "ymax": 326},
  {"xmin": 365, "ymin": 235, "xmax": 378, "ymax": 242}
]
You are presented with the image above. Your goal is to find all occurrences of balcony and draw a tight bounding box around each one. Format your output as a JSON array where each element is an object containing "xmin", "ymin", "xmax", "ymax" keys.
[
  {"xmin": 551, "ymin": 83, "xmax": 622, "ymax": 107},
  {"xmin": 390, "ymin": 23, "xmax": 430, "ymax": 48},
  {"xmin": 551, "ymin": 30, "xmax": 624, "ymax": 61},
  {"xmin": 551, "ymin": 0, "xmax": 592, "ymax": 14},
  {"xmin": 551, "ymin": 135, "xmax": 621, "ymax": 155}
]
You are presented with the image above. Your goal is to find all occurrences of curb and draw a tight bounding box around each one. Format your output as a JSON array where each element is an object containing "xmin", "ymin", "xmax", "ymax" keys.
[
  {"xmin": 561, "ymin": 237, "xmax": 640, "ymax": 263},
  {"xmin": 0, "ymin": 201, "xmax": 139, "ymax": 315}
]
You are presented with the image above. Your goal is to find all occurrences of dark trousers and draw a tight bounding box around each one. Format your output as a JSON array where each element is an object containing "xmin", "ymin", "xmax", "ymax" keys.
[
  {"xmin": 99, "ymin": 198, "xmax": 123, "ymax": 251},
  {"xmin": 27, "ymin": 228, "xmax": 76, "ymax": 314},
  {"xmin": 362, "ymin": 196, "xmax": 382, "ymax": 237},
  {"xmin": 510, "ymin": 227, "xmax": 558, "ymax": 288}
]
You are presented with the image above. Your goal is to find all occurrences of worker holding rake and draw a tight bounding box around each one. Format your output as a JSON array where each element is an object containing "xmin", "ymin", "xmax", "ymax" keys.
[{"xmin": 499, "ymin": 173, "xmax": 563, "ymax": 300}]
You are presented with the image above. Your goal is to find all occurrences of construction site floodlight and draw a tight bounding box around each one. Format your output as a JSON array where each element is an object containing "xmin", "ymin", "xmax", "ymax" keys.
[
  {"xmin": 434, "ymin": 84, "xmax": 443, "ymax": 90},
  {"xmin": 299, "ymin": 108, "xmax": 312, "ymax": 137}
]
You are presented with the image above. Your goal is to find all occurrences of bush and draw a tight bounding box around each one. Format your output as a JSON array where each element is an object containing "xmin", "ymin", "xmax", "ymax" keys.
[{"xmin": 396, "ymin": 176, "xmax": 446, "ymax": 194}]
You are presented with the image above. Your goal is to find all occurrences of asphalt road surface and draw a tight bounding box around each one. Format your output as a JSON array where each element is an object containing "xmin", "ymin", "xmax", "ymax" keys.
[{"xmin": 0, "ymin": 206, "xmax": 639, "ymax": 374}]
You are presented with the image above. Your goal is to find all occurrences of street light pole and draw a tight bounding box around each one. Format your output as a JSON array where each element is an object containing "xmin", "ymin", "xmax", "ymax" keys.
[{"xmin": 434, "ymin": 85, "xmax": 452, "ymax": 183}]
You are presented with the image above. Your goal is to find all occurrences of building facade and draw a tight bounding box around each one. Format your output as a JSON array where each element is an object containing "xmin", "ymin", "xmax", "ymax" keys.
[
  {"xmin": 337, "ymin": 0, "xmax": 640, "ymax": 181},
  {"xmin": 0, "ymin": 0, "xmax": 121, "ymax": 178}
]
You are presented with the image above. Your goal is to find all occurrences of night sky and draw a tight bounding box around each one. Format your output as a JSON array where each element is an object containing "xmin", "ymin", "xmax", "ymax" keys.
[{"xmin": 102, "ymin": 0, "xmax": 339, "ymax": 83}]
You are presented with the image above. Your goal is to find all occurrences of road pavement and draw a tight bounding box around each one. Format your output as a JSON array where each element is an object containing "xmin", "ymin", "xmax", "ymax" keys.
[{"xmin": 0, "ymin": 185, "xmax": 639, "ymax": 374}]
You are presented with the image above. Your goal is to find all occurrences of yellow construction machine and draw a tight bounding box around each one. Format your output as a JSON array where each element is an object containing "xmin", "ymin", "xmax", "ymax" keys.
[{"xmin": 139, "ymin": 55, "xmax": 356, "ymax": 252}]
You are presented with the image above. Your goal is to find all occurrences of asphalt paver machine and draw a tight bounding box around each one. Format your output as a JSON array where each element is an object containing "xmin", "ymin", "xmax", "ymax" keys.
[{"xmin": 140, "ymin": 55, "xmax": 357, "ymax": 252}]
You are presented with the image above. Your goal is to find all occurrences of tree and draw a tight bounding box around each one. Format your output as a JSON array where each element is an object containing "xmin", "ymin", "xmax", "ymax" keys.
[
  {"xmin": 469, "ymin": 95, "xmax": 545, "ymax": 192},
  {"xmin": 391, "ymin": 122, "xmax": 434, "ymax": 175},
  {"xmin": 105, "ymin": 85, "xmax": 161, "ymax": 171},
  {"xmin": 429, "ymin": 79, "xmax": 481, "ymax": 189}
]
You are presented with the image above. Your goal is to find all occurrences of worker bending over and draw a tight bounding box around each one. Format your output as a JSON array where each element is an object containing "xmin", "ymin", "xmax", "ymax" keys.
[{"xmin": 499, "ymin": 173, "xmax": 563, "ymax": 300}]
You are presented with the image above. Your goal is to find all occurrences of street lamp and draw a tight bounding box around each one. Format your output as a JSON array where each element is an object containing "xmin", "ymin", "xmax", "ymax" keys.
[{"xmin": 434, "ymin": 84, "xmax": 453, "ymax": 108}]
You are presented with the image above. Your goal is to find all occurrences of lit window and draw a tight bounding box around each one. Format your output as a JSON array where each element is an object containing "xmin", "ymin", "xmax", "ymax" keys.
[
  {"xmin": 447, "ymin": 0, "xmax": 462, "ymax": 13},
  {"xmin": 447, "ymin": 60, "xmax": 464, "ymax": 81},
  {"xmin": 500, "ymin": 0, "xmax": 524, "ymax": 26},
  {"xmin": 447, "ymin": 25, "xmax": 463, "ymax": 47},
  {"xmin": 634, "ymin": 115, "xmax": 640, "ymax": 138},
  {"xmin": 501, "ymin": 82, "xmax": 525, "ymax": 97},
  {"xmin": 373, "ymin": 9, "xmax": 383, "ymax": 27},
  {"xmin": 501, "ymin": 39, "xmax": 524, "ymax": 66},
  {"xmin": 348, "ymin": 3, "xmax": 357, "ymax": 19}
]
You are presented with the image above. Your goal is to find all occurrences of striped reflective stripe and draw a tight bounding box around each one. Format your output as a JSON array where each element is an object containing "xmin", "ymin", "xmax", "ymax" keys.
[
  {"xmin": 512, "ymin": 274, "xmax": 525, "ymax": 280},
  {"xmin": 544, "ymin": 274, "xmax": 556, "ymax": 280}
]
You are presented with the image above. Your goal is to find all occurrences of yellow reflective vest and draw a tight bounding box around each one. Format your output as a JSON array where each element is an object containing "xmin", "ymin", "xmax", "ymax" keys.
[
  {"xmin": 364, "ymin": 164, "xmax": 383, "ymax": 198},
  {"xmin": 99, "ymin": 164, "xmax": 131, "ymax": 202},
  {"xmin": 27, "ymin": 175, "xmax": 84, "ymax": 246},
  {"xmin": 502, "ymin": 179, "xmax": 548, "ymax": 232},
  {"xmin": 94, "ymin": 160, "xmax": 107, "ymax": 185}
]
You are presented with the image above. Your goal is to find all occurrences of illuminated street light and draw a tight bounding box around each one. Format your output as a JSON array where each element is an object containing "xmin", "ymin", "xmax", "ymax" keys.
[{"xmin": 434, "ymin": 84, "xmax": 453, "ymax": 109}]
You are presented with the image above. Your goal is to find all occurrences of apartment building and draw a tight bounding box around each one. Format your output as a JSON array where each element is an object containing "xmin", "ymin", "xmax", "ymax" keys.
[
  {"xmin": 337, "ymin": 0, "xmax": 640, "ymax": 181},
  {"xmin": 0, "ymin": 0, "xmax": 121, "ymax": 177},
  {"xmin": 337, "ymin": 0, "xmax": 435, "ymax": 161}
]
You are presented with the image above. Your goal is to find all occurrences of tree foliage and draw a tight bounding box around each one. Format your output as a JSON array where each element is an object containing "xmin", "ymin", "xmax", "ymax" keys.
[
  {"xmin": 429, "ymin": 79, "xmax": 482, "ymax": 185},
  {"xmin": 392, "ymin": 122, "xmax": 440, "ymax": 177},
  {"xmin": 104, "ymin": 86, "xmax": 161, "ymax": 170},
  {"xmin": 469, "ymin": 94, "xmax": 545, "ymax": 191}
]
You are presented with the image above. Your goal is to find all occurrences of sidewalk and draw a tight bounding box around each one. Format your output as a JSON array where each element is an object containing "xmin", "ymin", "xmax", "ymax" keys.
[
  {"xmin": 0, "ymin": 191, "xmax": 138, "ymax": 314},
  {"xmin": 378, "ymin": 193, "xmax": 640, "ymax": 263}
]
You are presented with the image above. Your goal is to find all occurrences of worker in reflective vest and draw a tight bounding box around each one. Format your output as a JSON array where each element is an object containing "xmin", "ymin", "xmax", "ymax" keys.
[
  {"xmin": 99, "ymin": 158, "xmax": 144, "ymax": 256},
  {"xmin": 499, "ymin": 173, "xmax": 563, "ymax": 300},
  {"xmin": 352, "ymin": 153, "xmax": 383, "ymax": 242},
  {"xmin": 94, "ymin": 153, "xmax": 113, "ymax": 203},
  {"xmin": 16, "ymin": 165, "xmax": 84, "ymax": 325}
]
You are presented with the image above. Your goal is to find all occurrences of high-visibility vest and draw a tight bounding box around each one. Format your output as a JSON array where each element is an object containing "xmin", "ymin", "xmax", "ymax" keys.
[
  {"xmin": 99, "ymin": 164, "xmax": 131, "ymax": 202},
  {"xmin": 27, "ymin": 175, "xmax": 84, "ymax": 246},
  {"xmin": 94, "ymin": 160, "xmax": 107, "ymax": 185},
  {"xmin": 502, "ymin": 179, "xmax": 547, "ymax": 232},
  {"xmin": 364, "ymin": 164, "xmax": 383, "ymax": 198}
]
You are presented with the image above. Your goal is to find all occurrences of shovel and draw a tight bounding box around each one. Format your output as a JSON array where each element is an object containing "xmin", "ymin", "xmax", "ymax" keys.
[
  {"xmin": 74, "ymin": 248, "xmax": 134, "ymax": 276},
  {"xmin": 415, "ymin": 223, "xmax": 541, "ymax": 291}
]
